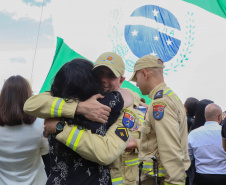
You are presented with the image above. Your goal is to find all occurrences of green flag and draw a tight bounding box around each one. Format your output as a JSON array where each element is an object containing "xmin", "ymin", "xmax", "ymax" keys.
[
  {"xmin": 40, "ymin": 37, "xmax": 151, "ymax": 104},
  {"xmin": 40, "ymin": 37, "xmax": 86, "ymax": 93}
]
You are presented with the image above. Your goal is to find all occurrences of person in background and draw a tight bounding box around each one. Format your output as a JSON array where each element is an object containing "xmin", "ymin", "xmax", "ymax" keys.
[
  {"xmin": 186, "ymin": 99, "xmax": 213, "ymax": 185},
  {"xmin": 221, "ymin": 111, "xmax": 226, "ymax": 126},
  {"xmin": 189, "ymin": 99, "xmax": 214, "ymax": 131},
  {"xmin": 129, "ymin": 55, "xmax": 190, "ymax": 185},
  {"xmin": 121, "ymin": 90, "xmax": 142, "ymax": 185},
  {"xmin": 221, "ymin": 111, "xmax": 226, "ymax": 151},
  {"xmin": 0, "ymin": 75, "xmax": 49, "ymax": 185},
  {"xmin": 188, "ymin": 103, "xmax": 226, "ymax": 185},
  {"xmin": 138, "ymin": 98, "xmax": 148, "ymax": 115},
  {"xmin": 184, "ymin": 97, "xmax": 199, "ymax": 132}
]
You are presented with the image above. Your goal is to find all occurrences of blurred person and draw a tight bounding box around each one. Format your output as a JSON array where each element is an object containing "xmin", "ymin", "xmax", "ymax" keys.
[
  {"xmin": 190, "ymin": 99, "xmax": 214, "ymax": 131},
  {"xmin": 138, "ymin": 98, "xmax": 148, "ymax": 115},
  {"xmin": 222, "ymin": 120, "xmax": 226, "ymax": 151},
  {"xmin": 184, "ymin": 97, "xmax": 199, "ymax": 132},
  {"xmin": 221, "ymin": 111, "xmax": 226, "ymax": 151},
  {"xmin": 221, "ymin": 111, "xmax": 226, "ymax": 126},
  {"xmin": 140, "ymin": 98, "xmax": 146, "ymax": 103},
  {"xmin": 0, "ymin": 75, "xmax": 49, "ymax": 185},
  {"xmin": 188, "ymin": 103, "xmax": 226, "ymax": 185}
]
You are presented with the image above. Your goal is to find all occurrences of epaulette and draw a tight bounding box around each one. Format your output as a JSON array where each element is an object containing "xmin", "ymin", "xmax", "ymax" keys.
[{"xmin": 154, "ymin": 90, "xmax": 163, "ymax": 99}]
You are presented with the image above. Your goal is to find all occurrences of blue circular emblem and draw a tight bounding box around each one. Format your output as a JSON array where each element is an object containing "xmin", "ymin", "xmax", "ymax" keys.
[{"xmin": 124, "ymin": 5, "xmax": 181, "ymax": 62}]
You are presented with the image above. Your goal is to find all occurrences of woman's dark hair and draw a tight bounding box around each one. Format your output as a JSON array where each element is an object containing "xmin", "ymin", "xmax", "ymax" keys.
[
  {"xmin": 51, "ymin": 59, "xmax": 103, "ymax": 101},
  {"xmin": 50, "ymin": 59, "xmax": 104, "ymax": 159},
  {"xmin": 184, "ymin": 97, "xmax": 199, "ymax": 117},
  {"xmin": 0, "ymin": 75, "xmax": 36, "ymax": 126},
  {"xmin": 190, "ymin": 99, "xmax": 214, "ymax": 131}
]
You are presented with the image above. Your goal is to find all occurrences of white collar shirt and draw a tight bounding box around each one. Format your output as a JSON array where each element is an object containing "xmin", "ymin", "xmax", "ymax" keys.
[
  {"xmin": 188, "ymin": 121, "xmax": 226, "ymax": 174},
  {"xmin": 0, "ymin": 118, "xmax": 49, "ymax": 185}
]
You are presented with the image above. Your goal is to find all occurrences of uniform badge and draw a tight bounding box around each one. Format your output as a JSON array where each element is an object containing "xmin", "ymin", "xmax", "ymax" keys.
[
  {"xmin": 154, "ymin": 90, "xmax": 163, "ymax": 99},
  {"xmin": 115, "ymin": 127, "xmax": 129, "ymax": 141},
  {"xmin": 152, "ymin": 102, "xmax": 167, "ymax": 120},
  {"xmin": 133, "ymin": 124, "xmax": 139, "ymax": 131},
  {"xmin": 103, "ymin": 55, "xmax": 115, "ymax": 64},
  {"xmin": 123, "ymin": 108, "xmax": 137, "ymax": 128}
]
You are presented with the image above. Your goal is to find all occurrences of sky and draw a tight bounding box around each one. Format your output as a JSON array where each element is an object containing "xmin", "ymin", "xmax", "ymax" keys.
[{"xmin": 0, "ymin": 0, "xmax": 54, "ymax": 93}]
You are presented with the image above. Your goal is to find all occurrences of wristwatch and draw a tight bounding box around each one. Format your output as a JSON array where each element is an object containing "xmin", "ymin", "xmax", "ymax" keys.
[{"xmin": 56, "ymin": 121, "xmax": 65, "ymax": 134}]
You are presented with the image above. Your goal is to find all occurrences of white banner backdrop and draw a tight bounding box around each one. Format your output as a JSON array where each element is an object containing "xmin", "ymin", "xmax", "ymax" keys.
[{"xmin": 51, "ymin": 0, "xmax": 226, "ymax": 109}]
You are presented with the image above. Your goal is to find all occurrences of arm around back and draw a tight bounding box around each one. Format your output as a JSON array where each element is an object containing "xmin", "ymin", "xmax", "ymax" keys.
[
  {"xmin": 23, "ymin": 92, "xmax": 77, "ymax": 119},
  {"xmin": 56, "ymin": 113, "xmax": 130, "ymax": 165}
]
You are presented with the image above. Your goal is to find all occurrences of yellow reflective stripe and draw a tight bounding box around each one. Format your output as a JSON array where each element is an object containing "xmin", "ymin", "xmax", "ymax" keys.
[
  {"xmin": 143, "ymin": 162, "xmax": 153, "ymax": 165},
  {"xmin": 175, "ymin": 95, "xmax": 180, "ymax": 101},
  {"xmin": 143, "ymin": 162, "xmax": 165, "ymax": 177},
  {"xmin": 143, "ymin": 162, "xmax": 153, "ymax": 170},
  {"xmin": 66, "ymin": 126, "xmax": 77, "ymax": 147},
  {"xmin": 50, "ymin": 98, "xmax": 65, "ymax": 117},
  {"xmin": 158, "ymin": 172, "xmax": 165, "ymax": 177},
  {"xmin": 58, "ymin": 99, "xmax": 65, "ymax": 117},
  {"xmin": 51, "ymin": 98, "xmax": 59, "ymax": 117},
  {"xmin": 139, "ymin": 115, "xmax": 144, "ymax": 122},
  {"xmin": 168, "ymin": 91, "xmax": 174, "ymax": 97},
  {"xmin": 163, "ymin": 88, "xmax": 174, "ymax": 97},
  {"xmin": 163, "ymin": 88, "xmax": 171, "ymax": 94},
  {"xmin": 66, "ymin": 125, "xmax": 84, "ymax": 151},
  {"xmin": 125, "ymin": 158, "xmax": 138, "ymax": 163},
  {"xmin": 73, "ymin": 129, "xmax": 84, "ymax": 151},
  {"xmin": 125, "ymin": 158, "xmax": 139, "ymax": 166},
  {"xmin": 159, "ymin": 167, "xmax": 164, "ymax": 171},
  {"xmin": 112, "ymin": 177, "xmax": 123, "ymax": 185}
]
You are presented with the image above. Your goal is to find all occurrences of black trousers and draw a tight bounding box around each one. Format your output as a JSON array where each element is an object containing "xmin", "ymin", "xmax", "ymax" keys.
[{"xmin": 195, "ymin": 172, "xmax": 226, "ymax": 185}]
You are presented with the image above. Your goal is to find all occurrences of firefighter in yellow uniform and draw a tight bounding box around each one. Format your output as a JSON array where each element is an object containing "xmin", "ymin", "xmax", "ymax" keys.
[
  {"xmin": 24, "ymin": 91, "xmax": 137, "ymax": 184},
  {"xmin": 24, "ymin": 90, "xmax": 130, "ymax": 163},
  {"xmin": 24, "ymin": 52, "xmax": 138, "ymax": 185},
  {"xmin": 129, "ymin": 55, "xmax": 191, "ymax": 185},
  {"xmin": 121, "ymin": 91, "xmax": 143, "ymax": 185}
]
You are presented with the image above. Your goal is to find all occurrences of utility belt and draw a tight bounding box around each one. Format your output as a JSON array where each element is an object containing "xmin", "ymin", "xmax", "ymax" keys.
[{"xmin": 138, "ymin": 156, "xmax": 164, "ymax": 185}]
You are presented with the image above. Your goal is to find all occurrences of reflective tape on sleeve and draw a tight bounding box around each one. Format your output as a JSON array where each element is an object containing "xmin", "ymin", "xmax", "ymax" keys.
[
  {"xmin": 112, "ymin": 177, "xmax": 123, "ymax": 185},
  {"xmin": 66, "ymin": 125, "xmax": 84, "ymax": 151},
  {"xmin": 125, "ymin": 158, "xmax": 139, "ymax": 166},
  {"xmin": 50, "ymin": 98, "xmax": 65, "ymax": 117}
]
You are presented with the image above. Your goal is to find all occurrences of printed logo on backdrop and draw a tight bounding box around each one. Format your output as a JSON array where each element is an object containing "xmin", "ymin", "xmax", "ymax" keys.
[{"xmin": 108, "ymin": 5, "xmax": 195, "ymax": 75}]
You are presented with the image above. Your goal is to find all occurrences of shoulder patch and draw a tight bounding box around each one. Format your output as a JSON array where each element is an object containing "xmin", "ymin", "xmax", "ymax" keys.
[
  {"xmin": 115, "ymin": 127, "xmax": 129, "ymax": 141},
  {"xmin": 154, "ymin": 90, "xmax": 163, "ymax": 99},
  {"xmin": 152, "ymin": 102, "xmax": 167, "ymax": 120},
  {"xmin": 133, "ymin": 124, "xmax": 139, "ymax": 131},
  {"xmin": 123, "ymin": 108, "xmax": 136, "ymax": 128}
]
